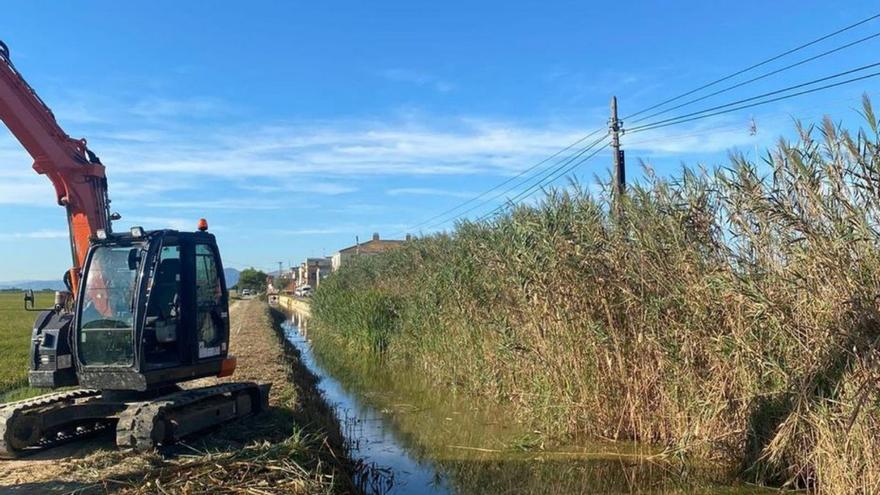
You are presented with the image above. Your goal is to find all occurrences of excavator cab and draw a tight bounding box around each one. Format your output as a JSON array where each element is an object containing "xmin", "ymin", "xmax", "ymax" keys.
[
  {"xmin": 1, "ymin": 40, "xmax": 267, "ymax": 457},
  {"xmin": 8, "ymin": 226, "xmax": 267, "ymax": 457},
  {"xmin": 29, "ymin": 228, "xmax": 236, "ymax": 391}
]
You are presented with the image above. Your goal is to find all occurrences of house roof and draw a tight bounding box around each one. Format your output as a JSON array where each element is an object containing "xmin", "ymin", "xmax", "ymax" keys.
[{"xmin": 338, "ymin": 238, "xmax": 404, "ymax": 255}]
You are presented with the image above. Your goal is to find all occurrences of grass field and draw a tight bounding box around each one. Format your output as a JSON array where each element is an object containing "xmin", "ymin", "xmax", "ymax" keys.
[{"xmin": 0, "ymin": 291, "xmax": 55, "ymax": 401}]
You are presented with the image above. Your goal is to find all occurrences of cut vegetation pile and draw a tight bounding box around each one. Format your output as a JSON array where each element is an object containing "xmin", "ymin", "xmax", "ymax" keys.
[{"xmin": 312, "ymin": 100, "xmax": 880, "ymax": 494}]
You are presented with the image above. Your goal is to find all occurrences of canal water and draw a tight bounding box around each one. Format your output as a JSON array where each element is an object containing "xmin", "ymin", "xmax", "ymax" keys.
[{"xmin": 280, "ymin": 312, "xmax": 776, "ymax": 495}]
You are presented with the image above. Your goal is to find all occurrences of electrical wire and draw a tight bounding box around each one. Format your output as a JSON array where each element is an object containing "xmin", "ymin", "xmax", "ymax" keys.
[
  {"xmin": 421, "ymin": 132, "xmax": 610, "ymax": 230},
  {"xmin": 623, "ymin": 12, "xmax": 880, "ymax": 120},
  {"xmin": 622, "ymin": 94, "xmax": 864, "ymax": 149},
  {"xmin": 397, "ymin": 127, "xmax": 606, "ymax": 235},
  {"xmin": 628, "ymin": 64, "xmax": 880, "ymax": 134},
  {"xmin": 477, "ymin": 140, "xmax": 612, "ymax": 222},
  {"xmin": 399, "ymin": 12, "xmax": 880, "ymax": 232},
  {"xmin": 628, "ymin": 30, "xmax": 880, "ymax": 125}
]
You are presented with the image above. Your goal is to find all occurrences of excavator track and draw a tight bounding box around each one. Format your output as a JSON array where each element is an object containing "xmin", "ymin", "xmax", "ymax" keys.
[
  {"xmin": 0, "ymin": 389, "xmax": 102, "ymax": 458},
  {"xmin": 1, "ymin": 383, "xmax": 269, "ymax": 457},
  {"xmin": 116, "ymin": 382, "xmax": 269, "ymax": 451}
]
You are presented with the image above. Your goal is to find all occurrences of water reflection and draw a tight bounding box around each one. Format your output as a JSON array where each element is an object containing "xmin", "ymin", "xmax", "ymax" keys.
[
  {"xmin": 281, "ymin": 311, "xmax": 776, "ymax": 495},
  {"xmin": 282, "ymin": 316, "xmax": 451, "ymax": 494}
]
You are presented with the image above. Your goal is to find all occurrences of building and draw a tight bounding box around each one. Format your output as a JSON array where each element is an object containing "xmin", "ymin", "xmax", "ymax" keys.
[
  {"xmin": 331, "ymin": 233, "xmax": 409, "ymax": 271},
  {"xmin": 297, "ymin": 257, "xmax": 333, "ymax": 287}
]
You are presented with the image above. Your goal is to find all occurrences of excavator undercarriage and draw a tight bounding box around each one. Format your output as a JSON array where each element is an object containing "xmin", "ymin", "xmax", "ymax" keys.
[{"xmin": 1, "ymin": 382, "xmax": 270, "ymax": 458}]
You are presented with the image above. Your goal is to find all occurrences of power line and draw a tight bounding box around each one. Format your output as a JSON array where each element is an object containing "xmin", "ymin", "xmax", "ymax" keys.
[
  {"xmin": 421, "ymin": 132, "xmax": 610, "ymax": 230},
  {"xmin": 494, "ymin": 67, "xmax": 880, "ymax": 218},
  {"xmin": 628, "ymin": 30, "xmax": 880, "ymax": 125},
  {"xmin": 478, "ymin": 140, "xmax": 612, "ymax": 222},
  {"xmin": 622, "ymin": 94, "xmax": 865, "ymax": 149},
  {"xmin": 399, "ymin": 12, "xmax": 880, "ymax": 232},
  {"xmin": 623, "ymin": 12, "xmax": 880, "ymax": 120},
  {"xmin": 485, "ymin": 63, "xmax": 876, "ymax": 220},
  {"xmin": 398, "ymin": 127, "xmax": 606, "ymax": 234},
  {"xmin": 629, "ymin": 67, "xmax": 880, "ymax": 134}
]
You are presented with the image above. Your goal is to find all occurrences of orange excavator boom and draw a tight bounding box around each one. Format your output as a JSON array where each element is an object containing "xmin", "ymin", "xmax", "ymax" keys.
[{"xmin": 0, "ymin": 41, "xmax": 114, "ymax": 294}]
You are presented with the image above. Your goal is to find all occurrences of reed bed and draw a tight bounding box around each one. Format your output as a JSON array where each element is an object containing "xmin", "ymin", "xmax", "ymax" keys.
[{"xmin": 313, "ymin": 99, "xmax": 880, "ymax": 493}]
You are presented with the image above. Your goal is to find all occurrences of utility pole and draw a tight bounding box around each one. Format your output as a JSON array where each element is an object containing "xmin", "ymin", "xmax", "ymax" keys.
[{"xmin": 610, "ymin": 96, "xmax": 625, "ymax": 204}]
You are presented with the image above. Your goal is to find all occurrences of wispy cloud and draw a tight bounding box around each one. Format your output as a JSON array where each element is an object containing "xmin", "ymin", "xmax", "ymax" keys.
[
  {"xmin": 0, "ymin": 229, "xmax": 68, "ymax": 240},
  {"xmin": 88, "ymin": 119, "xmax": 593, "ymax": 180},
  {"xmin": 128, "ymin": 97, "xmax": 224, "ymax": 120},
  {"xmin": 142, "ymin": 199, "xmax": 287, "ymax": 210},
  {"xmin": 0, "ymin": 91, "xmax": 849, "ymax": 220},
  {"xmin": 271, "ymin": 227, "xmax": 351, "ymax": 235},
  {"xmin": 386, "ymin": 187, "xmax": 476, "ymax": 198},
  {"xmin": 621, "ymin": 115, "xmax": 786, "ymax": 156},
  {"xmin": 0, "ymin": 181, "xmax": 57, "ymax": 205},
  {"xmin": 240, "ymin": 181, "xmax": 357, "ymax": 195},
  {"xmin": 378, "ymin": 68, "xmax": 456, "ymax": 93},
  {"xmin": 270, "ymin": 223, "xmax": 409, "ymax": 236},
  {"xmin": 119, "ymin": 216, "xmax": 199, "ymax": 231}
]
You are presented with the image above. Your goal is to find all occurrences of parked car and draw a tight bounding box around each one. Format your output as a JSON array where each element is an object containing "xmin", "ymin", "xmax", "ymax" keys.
[
  {"xmin": 295, "ymin": 285, "xmax": 313, "ymax": 297},
  {"xmin": 240, "ymin": 289, "xmax": 252, "ymax": 296}
]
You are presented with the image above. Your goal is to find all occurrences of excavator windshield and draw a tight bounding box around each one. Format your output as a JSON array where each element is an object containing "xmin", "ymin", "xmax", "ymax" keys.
[{"xmin": 78, "ymin": 245, "xmax": 142, "ymax": 366}]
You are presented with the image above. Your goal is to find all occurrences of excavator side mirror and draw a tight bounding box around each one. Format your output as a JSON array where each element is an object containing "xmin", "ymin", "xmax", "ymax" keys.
[{"xmin": 23, "ymin": 289, "xmax": 34, "ymax": 310}]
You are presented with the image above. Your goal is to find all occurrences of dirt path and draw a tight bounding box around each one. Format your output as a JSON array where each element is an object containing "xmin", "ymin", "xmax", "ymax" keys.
[{"xmin": 0, "ymin": 298, "xmax": 350, "ymax": 494}]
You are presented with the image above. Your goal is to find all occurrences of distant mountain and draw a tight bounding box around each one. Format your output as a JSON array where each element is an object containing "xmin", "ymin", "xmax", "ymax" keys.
[
  {"xmin": 0, "ymin": 269, "xmax": 242, "ymax": 292},
  {"xmin": 224, "ymin": 268, "xmax": 240, "ymax": 288},
  {"xmin": 0, "ymin": 279, "xmax": 66, "ymax": 291}
]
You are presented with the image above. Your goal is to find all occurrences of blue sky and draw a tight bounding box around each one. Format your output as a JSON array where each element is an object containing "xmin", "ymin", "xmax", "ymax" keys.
[{"xmin": 1, "ymin": 1, "xmax": 878, "ymax": 280}]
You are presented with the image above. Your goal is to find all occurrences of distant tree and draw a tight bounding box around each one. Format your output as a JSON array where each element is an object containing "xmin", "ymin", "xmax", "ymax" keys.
[
  {"xmin": 274, "ymin": 275, "xmax": 293, "ymax": 292},
  {"xmin": 238, "ymin": 268, "xmax": 268, "ymax": 292}
]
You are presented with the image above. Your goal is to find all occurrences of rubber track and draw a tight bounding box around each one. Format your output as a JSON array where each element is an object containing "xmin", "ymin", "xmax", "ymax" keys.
[
  {"xmin": 116, "ymin": 382, "xmax": 261, "ymax": 451},
  {"xmin": 0, "ymin": 389, "xmax": 101, "ymax": 458}
]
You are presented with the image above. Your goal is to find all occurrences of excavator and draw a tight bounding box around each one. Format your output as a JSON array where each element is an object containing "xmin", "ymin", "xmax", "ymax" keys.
[{"xmin": 0, "ymin": 41, "xmax": 270, "ymax": 457}]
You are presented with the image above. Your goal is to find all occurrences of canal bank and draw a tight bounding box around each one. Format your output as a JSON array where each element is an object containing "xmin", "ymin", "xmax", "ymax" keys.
[
  {"xmin": 278, "ymin": 298, "xmax": 779, "ymax": 494},
  {"xmin": 278, "ymin": 294, "xmax": 312, "ymax": 316},
  {"xmin": 0, "ymin": 298, "xmax": 355, "ymax": 495}
]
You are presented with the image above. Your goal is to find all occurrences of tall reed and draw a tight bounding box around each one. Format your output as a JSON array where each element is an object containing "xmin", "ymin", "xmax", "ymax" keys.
[{"xmin": 312, "ymin": 98, "xmax": 880, "ymax": 493}]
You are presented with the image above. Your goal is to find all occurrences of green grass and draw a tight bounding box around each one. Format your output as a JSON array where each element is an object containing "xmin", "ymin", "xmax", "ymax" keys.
[
  {"xmin": 311, "ymin": 99, "xmax": 880, "ymax": 493},
  {"xmin": 0, "ymin": 290, "xmax": 55, "ymax": 401}
]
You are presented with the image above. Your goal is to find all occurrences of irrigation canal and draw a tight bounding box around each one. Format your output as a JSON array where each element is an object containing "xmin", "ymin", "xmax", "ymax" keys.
[{"xmin": 280, "ymin": 308, "xmax": 780, "ymax": 495}]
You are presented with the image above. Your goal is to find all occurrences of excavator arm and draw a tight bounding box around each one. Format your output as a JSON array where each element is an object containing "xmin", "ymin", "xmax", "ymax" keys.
[{"xmin": 0, "ymin": 41, "xmax": 114, "ymax": 294}]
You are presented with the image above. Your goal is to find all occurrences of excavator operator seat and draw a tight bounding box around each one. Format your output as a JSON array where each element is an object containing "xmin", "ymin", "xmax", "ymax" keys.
[{"xmin": 151, "ymin": 257, "xmax": 181, "ymax": 343}]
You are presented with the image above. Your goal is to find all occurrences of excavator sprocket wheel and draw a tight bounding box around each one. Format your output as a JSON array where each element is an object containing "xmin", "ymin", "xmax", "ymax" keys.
[
  {"xmin": 0, "ymin": 389, "xmax": 102, "ymax": 458},
  {"xmin": 115, "ymin": 382, "xmax": 268, "ymax": 452}
]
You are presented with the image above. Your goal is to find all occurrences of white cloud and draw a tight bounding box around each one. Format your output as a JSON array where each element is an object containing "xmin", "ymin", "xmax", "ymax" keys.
[
  {"xmin": 87, "ymin": 119, "xmax": 595, "ymax": 180},
  {"xmin": 0, "ymin": 229, "xmax": 68, "ymax": 240},
  {"xmin": 621, "ymin": 114, "xmax": 789, "ymax": 156},
  {"xmin": 142, "ymin": 200, "xmax": 286, "ymax": 210},
  {"xmin": 240, "ymin": 181, "xmax": 357, "ymax": 195},
  {"xmin": 379, "ymin": 68, "xmax": 456, "ymax": 93},
  {"xmin": 128, "ymin": 97, "xmax": 224, "ymax": 120},
  {"xmin": 0, "ymin": 181, "xmax": 57, "ymax": 205},
  {"xmin": 272, "ymin": 227, "xmax": 350, "ymax": 235},
  {"xmin": 118, "ymin": 216, "xmax": 196, "ymax": 231},
  {"xmin": 271, "ymin": 223, "xmax": 408, "ymax": 236},
  {"xmin": 387, "ymin": 187, "xmax": 476, "ymax": 198},
  {"xmin": 0, "ymin": 90, "xmax": 855, "ymax": 221}
]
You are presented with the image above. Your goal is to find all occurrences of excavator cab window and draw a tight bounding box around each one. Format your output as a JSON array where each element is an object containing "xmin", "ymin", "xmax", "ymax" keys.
[
  {"xmin": 78, "ymin": 245, "xmax": 142, "ymax": 366},
  {"xmin": 143, "ymin": 244, "xmax": 182, "ymax": 369},
  {"xmin": 195, "ymin": 243, "xmax": 226, "ymax": 359}
]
